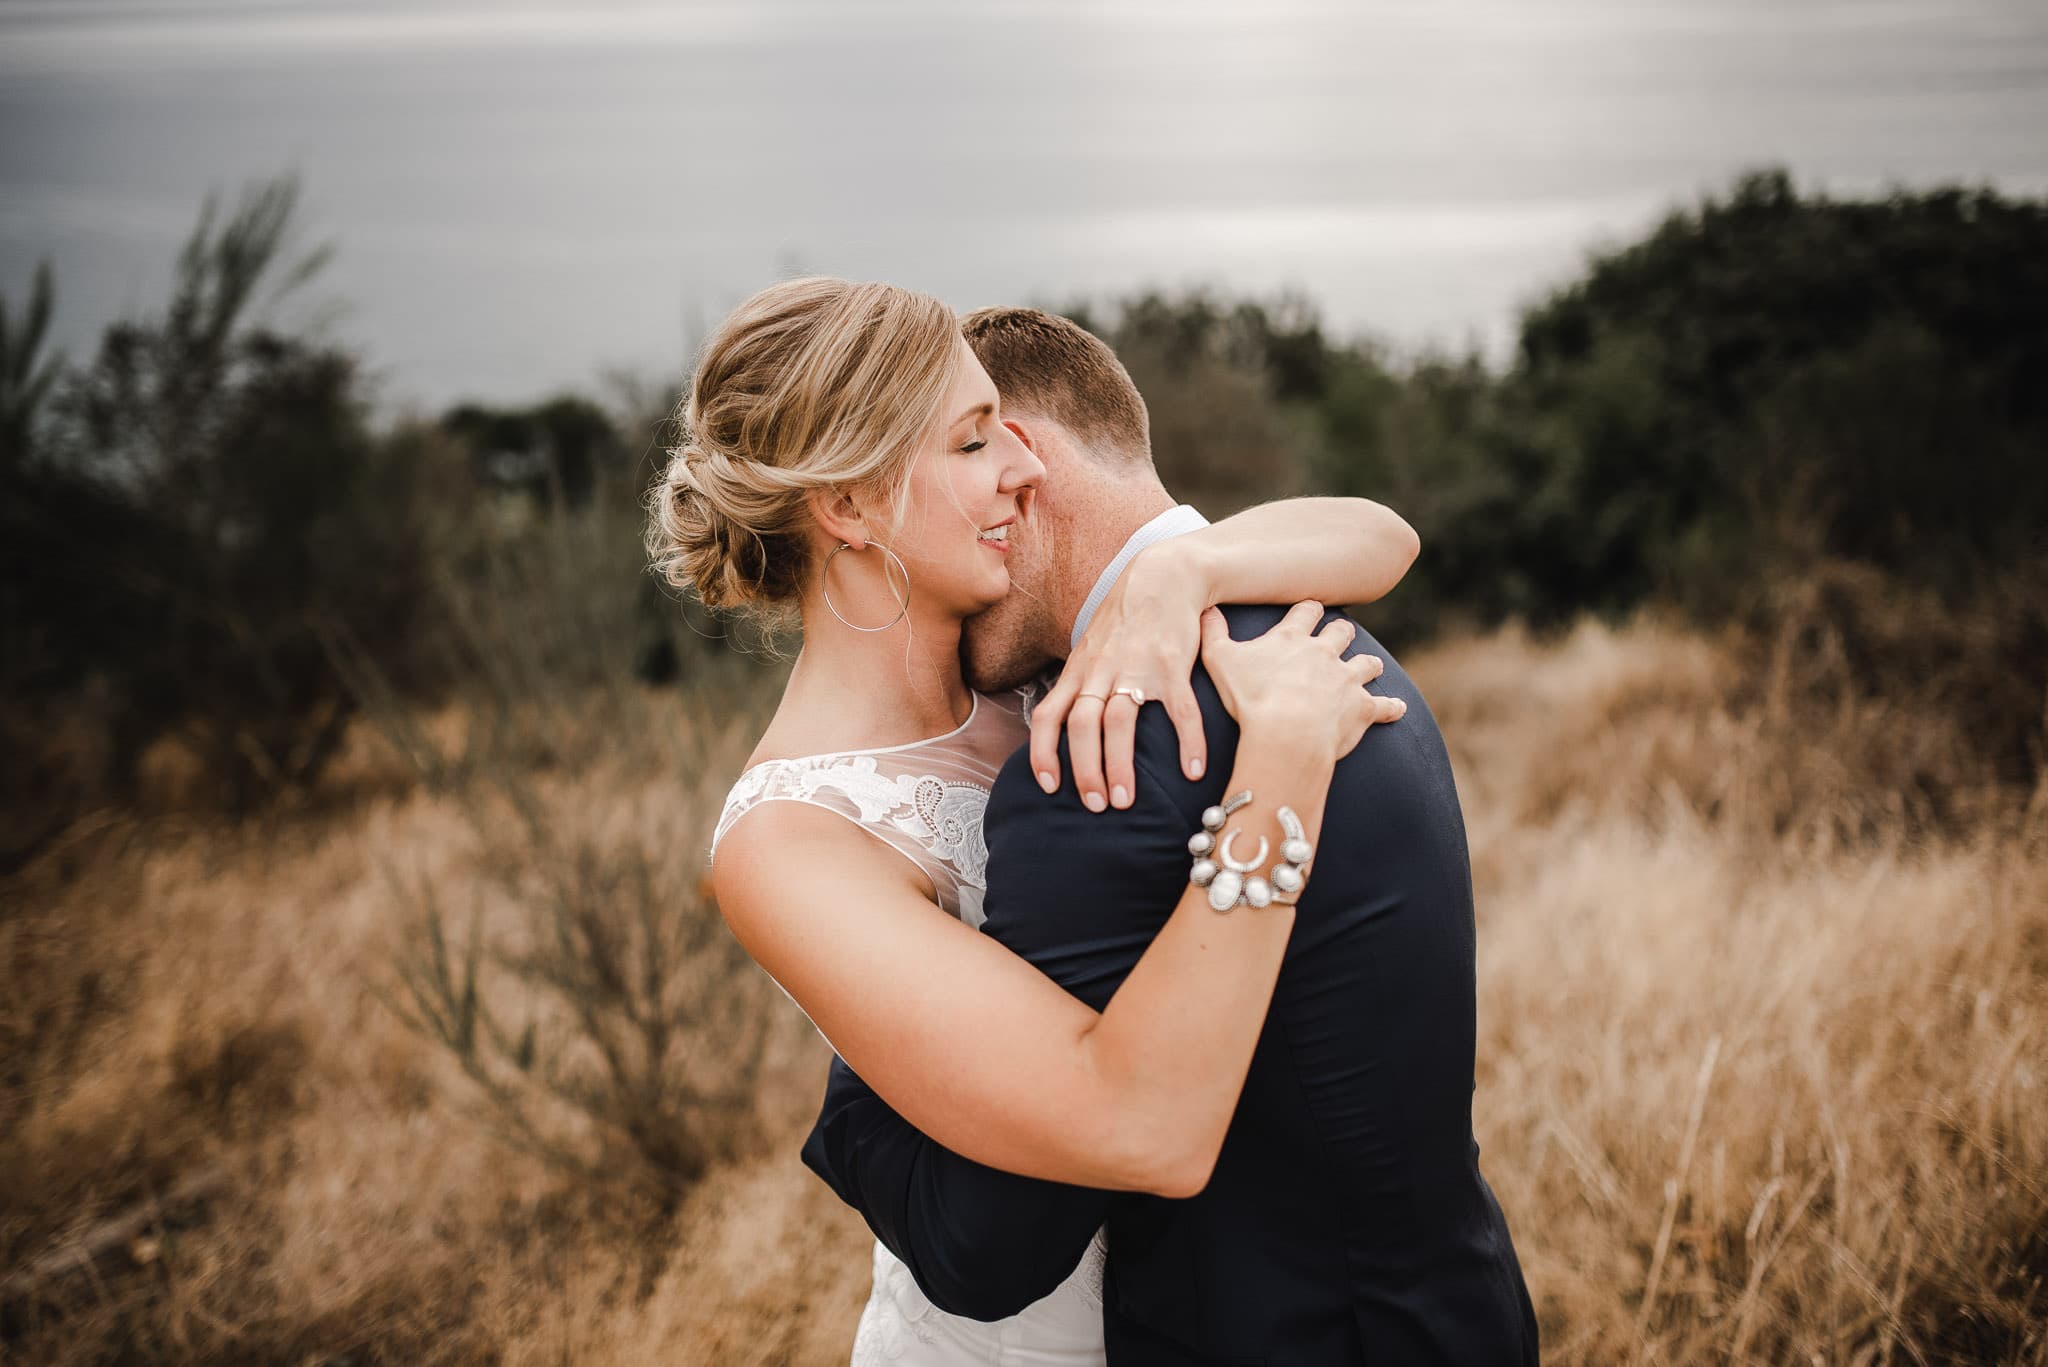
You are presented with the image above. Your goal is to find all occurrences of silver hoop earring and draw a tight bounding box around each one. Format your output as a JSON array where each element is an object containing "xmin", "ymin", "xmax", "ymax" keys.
[{"xmin": 821, "ymin": 540, "xmax": 911, "ymax": 633}]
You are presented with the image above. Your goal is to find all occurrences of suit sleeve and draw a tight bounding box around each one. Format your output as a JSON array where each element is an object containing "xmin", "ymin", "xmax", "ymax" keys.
[{"xmin": 799, "ymin": 740, "xmax": 1199, "ymax": 1321}]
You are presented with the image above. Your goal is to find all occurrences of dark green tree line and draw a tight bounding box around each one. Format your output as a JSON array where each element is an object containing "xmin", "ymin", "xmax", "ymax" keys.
[{"xmin": 5, "ymin": 167, "xmax": 2043, "ymax": 857}]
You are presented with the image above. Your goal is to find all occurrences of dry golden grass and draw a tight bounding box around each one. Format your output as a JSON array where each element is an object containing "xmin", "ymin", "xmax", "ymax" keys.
[
  {"xmin": 1429, "ymin": 621, "xmax": 2047, "ymax": 1364},
  {"xmin": 3, "ymin": 619, "xmax": 2043, "ymax": 1364}
]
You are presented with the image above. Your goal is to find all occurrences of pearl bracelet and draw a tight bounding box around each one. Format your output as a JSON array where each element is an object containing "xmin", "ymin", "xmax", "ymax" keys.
[{"xmin": 1186, "ymin": 790, "xmax": 1313, "ymax": 911}]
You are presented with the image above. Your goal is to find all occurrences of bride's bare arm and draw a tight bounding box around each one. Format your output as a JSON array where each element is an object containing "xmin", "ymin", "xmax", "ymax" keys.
[
  {"xmin": 1034, "ymin": 495, "xmax": 1419, "ymax": 810},
  {"xmin": 1175, "ymin": 494, "xmax": 1420, "ymax": 611},
  {"xmin": 716, "ymin": 603, "xmax": 1391, "ymax": 1194}
]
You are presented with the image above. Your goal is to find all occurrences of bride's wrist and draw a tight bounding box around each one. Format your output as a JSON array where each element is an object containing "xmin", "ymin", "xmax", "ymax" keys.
[
  {"xmin": 1236, "ymin": 720, "xmax": 1336, "ymax": 776},
  {"xmin": 1185, "ymin": 789, "xmax": 1318, "ymax": 912},
  {"xmin": 1130, "ymin": 536, "xmax": 1219, "ymax": 611}
]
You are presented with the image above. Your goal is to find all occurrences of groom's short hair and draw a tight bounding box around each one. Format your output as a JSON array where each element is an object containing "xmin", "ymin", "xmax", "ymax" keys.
[{"xmin": 960, "ymin": 307, "xmax": 1152, "ymax": 465}]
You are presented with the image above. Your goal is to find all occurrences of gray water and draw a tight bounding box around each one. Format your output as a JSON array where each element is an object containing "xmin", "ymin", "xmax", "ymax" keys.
[{"xmin": 4, "ymin": 0, "xmax": 2045, "ymax": 409}]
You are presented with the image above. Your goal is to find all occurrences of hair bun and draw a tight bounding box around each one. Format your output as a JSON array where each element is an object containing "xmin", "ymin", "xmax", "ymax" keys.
[
  {"xmin": 642, "ymin": 277, "xmax": 961, "ymax": 620},
  {"xmin": 646, "ymin": 440, "xmax": 775, "ymax": 611}
]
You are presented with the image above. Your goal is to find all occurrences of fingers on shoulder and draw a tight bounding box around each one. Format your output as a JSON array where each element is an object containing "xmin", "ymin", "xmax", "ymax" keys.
[
  {"xmin": 1120, "ymin": 702, "xmax": 1206, "ymax": 793},
  {"xmin": 1280, "ymin": 598, "xmax": 1326, "ymax": 631},
  {"xmin": 1197, "ymin": 605, "xmax": 1232, "ymax": 655},
  {"xmin": 1163, "ymin": 680, "xmax": 1208, "ymax": 779}
]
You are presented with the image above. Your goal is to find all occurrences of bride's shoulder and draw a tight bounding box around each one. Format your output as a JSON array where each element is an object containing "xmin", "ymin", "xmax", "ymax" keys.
[{"xmin": 710, "ymin": 792, "xmax": 920, "ymax": 900}]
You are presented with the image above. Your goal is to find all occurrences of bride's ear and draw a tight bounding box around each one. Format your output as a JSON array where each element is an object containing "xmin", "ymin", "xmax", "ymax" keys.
[{"xmin": 805, "ymin": 486, "xmax": 868, "ymax": 550}]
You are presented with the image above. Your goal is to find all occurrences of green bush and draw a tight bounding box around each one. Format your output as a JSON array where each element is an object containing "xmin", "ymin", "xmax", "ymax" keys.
[
  {"xmin": 6, "ymin": 167, "xmax": 2042, "ymax": 848},
  {"xmin": 1060, "ymin": 173, "xmax": 2047, "ymax": 795},
  {"xmin": 440, "ymin": 394, "xmax": 628, "ymax": 510},
  {"xmin": 0, "ymin": 179, "xmax": 760, "ymax": 861},
  {"xmin": 1068, "ymin": 291, "xmax": 1324, "ymax": 510},
  {"xmin": 1500, "ymin": 169, "xmax": 2048, "ymax": 616},
  {"xmin": 1, "ymin": 179, "xmax": 440, "ymax": 846},
  {"xmin": 1066, "ymin": 170, "xmax": 2048, "ymax": 647}
]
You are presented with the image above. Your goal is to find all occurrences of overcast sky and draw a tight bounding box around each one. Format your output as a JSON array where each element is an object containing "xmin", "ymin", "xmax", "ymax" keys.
[{"xmin": 4, "ymin": 0, "xmax": 2044, "ymax": 407}]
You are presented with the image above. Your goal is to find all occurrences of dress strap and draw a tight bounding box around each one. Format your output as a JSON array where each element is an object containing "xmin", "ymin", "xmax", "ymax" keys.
[{"xmin": 711, "ymin": 753, "xmax": 990, "ymax": 926}]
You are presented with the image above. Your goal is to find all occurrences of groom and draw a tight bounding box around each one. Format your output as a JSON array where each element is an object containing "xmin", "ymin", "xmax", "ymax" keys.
[{"xmin": 801, "ymin": 308, "xmax": 1538, "ymax": 1364}]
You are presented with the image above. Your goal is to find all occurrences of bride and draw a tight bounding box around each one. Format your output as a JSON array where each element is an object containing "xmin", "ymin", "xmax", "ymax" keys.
[{"xmin": 648, "ymin": 278, "xmax": 1417, "ymax": 1364}]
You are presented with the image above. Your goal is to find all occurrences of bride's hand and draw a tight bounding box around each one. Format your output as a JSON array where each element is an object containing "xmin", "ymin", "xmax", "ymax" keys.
[
  {"xmin": 1028, "ymin": 544, "xmax": 1211, "ymax": 812},
  {"xmin": 1198, "ymin": 600, "xmax": 1405, "ymax": 764}
]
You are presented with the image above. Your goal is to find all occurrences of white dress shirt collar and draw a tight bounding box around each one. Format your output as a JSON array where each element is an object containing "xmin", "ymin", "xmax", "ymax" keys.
[{"xmin": 1068, "ymin": 504, "xmax": 1211, "ymax": 651}]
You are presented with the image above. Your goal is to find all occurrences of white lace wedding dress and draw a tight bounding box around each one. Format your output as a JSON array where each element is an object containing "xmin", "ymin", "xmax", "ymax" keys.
[{"xmin": 712, "ymin": 690, "xmax": 1110, "ymax": 1366}]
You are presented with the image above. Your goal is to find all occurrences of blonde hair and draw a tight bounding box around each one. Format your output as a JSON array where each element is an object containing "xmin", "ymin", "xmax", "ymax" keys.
[{"xmin": 646, "ymin": 277, "xmax": 961, "ymax": 613}]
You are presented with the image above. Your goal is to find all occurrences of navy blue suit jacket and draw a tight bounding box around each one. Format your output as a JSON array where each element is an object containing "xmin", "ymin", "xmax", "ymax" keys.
[{"xmin": 801, "ymin": 605, "xmax": 1538, "ymax": 1365}]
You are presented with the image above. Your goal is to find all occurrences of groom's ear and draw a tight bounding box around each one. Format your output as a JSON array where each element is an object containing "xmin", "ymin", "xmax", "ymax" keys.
[
  {"xmin": 1002, "ymin": 417, "xmax": 1038, "ymax": 454},
  {"xmin": 805, "ymin": 486, "xmax": 869, "ymax": 550}
]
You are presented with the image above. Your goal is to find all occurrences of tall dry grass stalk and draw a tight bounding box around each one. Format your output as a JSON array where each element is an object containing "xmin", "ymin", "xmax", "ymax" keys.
[
  {"xmin": 1425, "ymin": 619, "xmax": 2046, "ymax": 1364},
  {"xmin": 3, "ymin": 618, "xmax": 2042, "ymax": 1363}
]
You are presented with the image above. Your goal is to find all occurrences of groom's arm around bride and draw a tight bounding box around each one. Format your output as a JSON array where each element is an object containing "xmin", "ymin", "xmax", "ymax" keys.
[{"xmin": 805, "ymin": 603, "xmax": 1539, "ymax": 1365}]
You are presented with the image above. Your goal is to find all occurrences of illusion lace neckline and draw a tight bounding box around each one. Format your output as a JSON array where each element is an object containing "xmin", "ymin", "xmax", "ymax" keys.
[{"xmin": 740, "ymin": 692, "xmax": 983, "ymax": 774}]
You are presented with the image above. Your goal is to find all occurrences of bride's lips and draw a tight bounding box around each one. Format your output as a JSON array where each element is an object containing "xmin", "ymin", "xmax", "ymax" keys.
[{"xmin": 977, "ymin": 516, "xmax": 1014, "ymax": 556}]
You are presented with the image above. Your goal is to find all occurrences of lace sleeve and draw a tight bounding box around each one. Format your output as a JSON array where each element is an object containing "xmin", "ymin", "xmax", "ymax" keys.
[{"xmin": 711, "ymin": 755, "xmax": 992, "ymax": 926}]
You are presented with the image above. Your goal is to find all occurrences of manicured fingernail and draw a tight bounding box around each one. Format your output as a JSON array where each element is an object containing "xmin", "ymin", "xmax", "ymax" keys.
[
  {"xmin": 1083, "ymin": 790, "xmax": 1107, "ymax": 812},
  {"xmin": 1037, "ymin": 770, "xmax": 1057, "ymax": 793},
  {"xmin": 1391, "ymin": 698, "xmax": 1407, "ymax": 716},
  {"xmin": 1187, "ymin": 757, "xmax": 1204, "ymax": 779},
  {"xmin": 1111, "ymin": 785, "xmax": 1129, "ymax": 808}
]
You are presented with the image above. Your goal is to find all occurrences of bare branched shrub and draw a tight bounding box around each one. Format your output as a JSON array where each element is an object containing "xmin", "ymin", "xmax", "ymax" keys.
[
  {"xmin": 326, "ymin": 439, "xmax": 787, "ymax": 1203},
  {"xmin": 385, "ymin": 780, "xmax": 776, "ymax": 1205}
]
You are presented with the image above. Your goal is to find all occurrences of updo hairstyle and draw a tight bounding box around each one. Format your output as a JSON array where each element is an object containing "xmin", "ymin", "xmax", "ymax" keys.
[{"xmin": 645, "ymin": 277, "xmax": 962, "ymax": 614}]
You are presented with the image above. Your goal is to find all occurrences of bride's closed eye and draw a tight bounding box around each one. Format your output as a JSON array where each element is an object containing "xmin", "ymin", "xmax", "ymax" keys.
[{"xmin": 959, "ymin": 437, "xmax": 987, "ymax": 454}]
